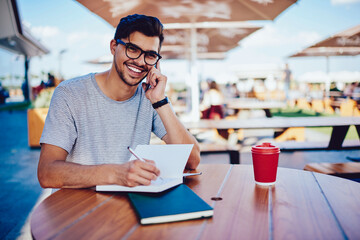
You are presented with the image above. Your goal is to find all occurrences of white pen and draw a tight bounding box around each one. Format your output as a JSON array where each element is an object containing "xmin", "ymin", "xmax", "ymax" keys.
[
  {"xmin": 183, "ymin": 172, "xmax": 202, "ymax": 177},
  {"xmin": 127, "ymin": 146, "xmax": 146, "ymax": 162}
]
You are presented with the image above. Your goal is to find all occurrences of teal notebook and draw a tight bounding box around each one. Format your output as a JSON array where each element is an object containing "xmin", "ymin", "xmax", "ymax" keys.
[{"xmin": 128, "ymin": 184, "xmax": 214, "ymax": 225}]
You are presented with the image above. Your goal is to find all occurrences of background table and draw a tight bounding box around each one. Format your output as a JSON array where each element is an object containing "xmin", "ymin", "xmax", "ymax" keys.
[
  {"xmin": 31, "ymin": 165, "xmax": 360, "ymax": 240},
  {"xmin": 183, "ymin": 117, "xmax": 360, "ymax": 150},
  {"xmin": 225, "ymin": 100, "xmax": 286, "ymax": 118}
]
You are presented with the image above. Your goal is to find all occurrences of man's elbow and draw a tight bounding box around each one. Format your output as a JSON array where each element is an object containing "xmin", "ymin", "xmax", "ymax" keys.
[
  {"xmin": 186, "ymin": 159, "xmax": 200, "ymax": 170},
  {"xmin": 38, "ymin": 167, "xmax": 58, "ymax": 189},
  {"xmin": 38, "ymin": 169, "xmax": 50, "ymax": 188},
  {"xmin": 187, "ymin": 143, "xmax": 201, "ymax": 169}
]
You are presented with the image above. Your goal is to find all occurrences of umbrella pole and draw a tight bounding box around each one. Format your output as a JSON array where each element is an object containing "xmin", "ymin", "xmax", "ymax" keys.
[
  {"xmin": 325, "ymin": 56, "xmax": 330, "ymax": 98},
  {"xmin": 190, "ymin": 24, "xmax": 200, "ymax": 121}
]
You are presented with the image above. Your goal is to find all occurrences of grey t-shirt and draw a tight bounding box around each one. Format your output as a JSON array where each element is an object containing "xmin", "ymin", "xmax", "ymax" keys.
[{"xmin": 40, "ymin": 73, "xmax": 167, "ymax": 165}]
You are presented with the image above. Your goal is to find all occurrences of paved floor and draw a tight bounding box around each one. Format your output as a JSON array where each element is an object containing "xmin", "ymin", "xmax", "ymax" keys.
[
  {"xmin": 0, "ymin": 109, "xmax": 359, "ymax": 239},
  {"xmin": 0, "ymin": 110, "xmax": 42, "ymax": 240}
]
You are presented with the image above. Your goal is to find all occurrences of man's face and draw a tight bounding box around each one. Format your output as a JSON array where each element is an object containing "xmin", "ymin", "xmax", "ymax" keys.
[{"xmin": 113, "ymin": 31, "xmax": 160, "ymax": 87}]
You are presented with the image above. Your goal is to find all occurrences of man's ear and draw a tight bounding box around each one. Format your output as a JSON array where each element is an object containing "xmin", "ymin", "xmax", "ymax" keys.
[{"xmin": 110, "ymin": 39, "xmax": 117, "ymax": 55}]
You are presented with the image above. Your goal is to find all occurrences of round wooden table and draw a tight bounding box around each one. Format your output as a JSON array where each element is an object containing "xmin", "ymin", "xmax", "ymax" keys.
[{"xmin": 31, "ymin": 164, "xmax": 360, "ymax": 240}]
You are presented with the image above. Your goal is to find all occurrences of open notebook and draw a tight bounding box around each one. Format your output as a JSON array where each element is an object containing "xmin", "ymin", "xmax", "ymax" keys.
[{"xmin": 96, "ymin": 144, "xmax": 193, "ymax": 193}]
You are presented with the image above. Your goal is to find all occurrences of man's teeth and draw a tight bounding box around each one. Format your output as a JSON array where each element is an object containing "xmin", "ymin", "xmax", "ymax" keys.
[{"xmin": 128, "ymin": 66, "xmax": 141, "ymax": 73}]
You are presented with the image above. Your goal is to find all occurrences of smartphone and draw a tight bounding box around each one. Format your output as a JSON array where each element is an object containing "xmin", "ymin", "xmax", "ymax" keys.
[
  {"xmin": 144, "ymin": 62, "xmax": 158, "ymax": 92},
  {"xmin": 145, "ymin": 83, "xmax": 151, "ymax": 92}
]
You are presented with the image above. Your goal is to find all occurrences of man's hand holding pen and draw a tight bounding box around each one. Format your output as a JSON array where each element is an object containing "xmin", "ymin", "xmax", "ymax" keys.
[
  {"xmin": 110, "ymin": 159, "xmax": 160, "ymax": 187},
  {"xmin": 115, "ymin": 147, "xmax": 159, "ymax": 187}
]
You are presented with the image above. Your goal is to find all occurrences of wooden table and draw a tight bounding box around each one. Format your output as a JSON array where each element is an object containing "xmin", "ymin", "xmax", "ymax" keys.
[
  {"xmin": 31, "ymin": 164, "xmax": 360, "ymax": 240},
  {"xmin": 183, "ymin": 116, "xmax": 360, "ymax": 149},
  {"xmin": 225, "ymin": 100, "xmax": 286, "ymax": 118}
]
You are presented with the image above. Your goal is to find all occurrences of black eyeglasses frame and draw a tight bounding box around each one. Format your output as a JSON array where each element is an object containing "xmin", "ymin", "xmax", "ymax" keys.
[{"xmin": 116, "ymin": 39, "xmax": 162, "ymax": 66}]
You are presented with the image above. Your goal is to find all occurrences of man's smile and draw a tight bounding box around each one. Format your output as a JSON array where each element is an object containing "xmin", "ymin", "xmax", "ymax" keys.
[{"xmin": 126, "ymin": 63, "xmax": 146, "ymax": 76}]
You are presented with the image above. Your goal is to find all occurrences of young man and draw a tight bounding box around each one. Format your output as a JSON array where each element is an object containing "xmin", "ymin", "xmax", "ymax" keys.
[{"xmin": 38, "ymin": 14, "xmax": 200, "ymax": 189}]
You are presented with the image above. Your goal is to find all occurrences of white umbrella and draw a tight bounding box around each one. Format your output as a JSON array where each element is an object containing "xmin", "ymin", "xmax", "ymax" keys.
[
  {"xmin": 76, "ymin": 0, "xmax": 297, "ymax": 120},
  {"xmin": 289, "ymin": 25, "xmax": 360, "ymax": 96}
]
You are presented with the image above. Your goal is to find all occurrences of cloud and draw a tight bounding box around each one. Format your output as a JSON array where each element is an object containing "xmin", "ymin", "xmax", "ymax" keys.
[
  {"xmin": 66, "ymin": 32, "xmax": 113, "ymax": 48},
  {"xmin": 30, "ymin": 26, "xmax": 60, "ymax": 39},
  {"xmin": 241, "ymin": 25, "xmax": 322, "ymax": 48},
  {"xmin": 27, "ymin": 23, "xmax": 112, "ymax": 52},
  {"xmin": 24, "ymin": 24, "xmax": 114, "ymax": 79},
  {"xmin": 331, "ymin": 0, "xmax": 360, "ymax": 4},
  {"xmin": 295, "ymin": 31, "xmax": 323, "ymax": 46},
  {"xmin": 25, "ymin": 24, "xmax": 62, "ymax": 51}
]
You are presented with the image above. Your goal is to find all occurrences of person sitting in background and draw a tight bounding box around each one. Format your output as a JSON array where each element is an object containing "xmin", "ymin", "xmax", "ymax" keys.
[
  {"xmin": 32, "ymin": 81, "xmax": 46, "ymax": 99},
  {"xmin": 0, "ymin": 82, "xmax": 9, "ymax": 104},
  {"xmin": 45, "ymin": 73, "xmax": 55, "ymax": 88},
  {"xmin": 330, "ymin": 82, "xmax": 340, "ymax": 92},
  {"xmin": 352, "ymin": 82, "xmax": 360, "ymax": 101},
  {"xmin": 225, "ymin": 83, "xmax": 240, "ymax": 98},
  {"xmin": 329, "ymin": 82, "xmax": 342, "ymax": 100},
  {"xmin": 200, "ymin": 80, "xmax": 224, "ymax": 119},
  {"xmin": 343, "ymin": 82, "xmax": 357, "ymax": 98}
]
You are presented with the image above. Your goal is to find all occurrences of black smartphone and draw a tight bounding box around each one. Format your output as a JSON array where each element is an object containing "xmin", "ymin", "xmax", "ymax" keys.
[
  {"xmin": 145, "ymin": 83, "xmax": 151, "ymax": 92},
  {"xmin": 144, "ymin": 62, "xmax": 160, "ymax": 92}
]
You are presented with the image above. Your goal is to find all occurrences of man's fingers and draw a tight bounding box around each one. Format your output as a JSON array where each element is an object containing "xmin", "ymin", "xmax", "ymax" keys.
[
  {"xmin": 143, "ymin": 159, "xmax": 160, "ymax": 176},
  {"xmin": 148, "ymin": 71, "xmax": 160, "ymax": 88},
  {"xmin": 131, "ymin": 159, "xmax": 160, "ymax": 177},
  {"xmin": 144, "ymin": 159, "xmax": 156, "ymax": 165},
  {"xmin": 141, "ymin": 82, "xmax": 147, "ymax": 92},
  {"xmin": 131, "ymin": 170, "xmax": 158, "ymax": 186},
  {"xmin": 124, "ymin": 160, "xmax": 158, "ymax": 186}
]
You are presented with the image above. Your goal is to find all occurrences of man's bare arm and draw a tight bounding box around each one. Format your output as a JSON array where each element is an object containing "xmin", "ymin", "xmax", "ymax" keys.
[
  {"xmin": 142, "ymin": 62, "xmax": 200, "ymax": 170},
  {"xmin": 38, "ymin": 144, "xmax": 160, "ymax": 189},
  {"xmin": 158, "ymin": 104, "xmax": 201, "ymax": 169}
]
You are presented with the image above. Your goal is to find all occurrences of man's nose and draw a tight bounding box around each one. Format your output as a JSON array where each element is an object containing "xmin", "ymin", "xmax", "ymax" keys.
[{"xmin": 133, "ymin": 53, "xmax": 146, "ymax": 66}]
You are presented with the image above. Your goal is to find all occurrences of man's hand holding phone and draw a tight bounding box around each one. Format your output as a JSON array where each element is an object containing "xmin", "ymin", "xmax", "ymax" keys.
[{"xmin": 142, "ymin": 61, "xmax": 167, "ymax": 104}]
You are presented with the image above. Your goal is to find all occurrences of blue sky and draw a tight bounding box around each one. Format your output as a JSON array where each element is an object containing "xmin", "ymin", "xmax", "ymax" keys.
[{"xmin": 16, "ymin": 0, "xmax": 360, "ymax": 84}]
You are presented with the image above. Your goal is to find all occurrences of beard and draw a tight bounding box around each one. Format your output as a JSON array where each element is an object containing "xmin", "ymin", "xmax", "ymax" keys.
[{"xmin": 114, "ymin": 53, "xmax": 148, "ymax": 87}]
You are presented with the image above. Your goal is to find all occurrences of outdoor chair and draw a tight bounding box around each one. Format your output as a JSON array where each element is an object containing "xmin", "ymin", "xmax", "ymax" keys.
[
  {"xmin": 340, "ymin": 99, "xmax": 360, "ymax": 116},
  {"xmin": 311, "ymin": 99, "xmax": 325, "ymax": 113},
  {"xmin": 296, "ymin": 98, "xmax": 311, "ymax": 111},
  {"xmin": 323, "ymin": 98, "xmax": 335, "ymax": 114}
]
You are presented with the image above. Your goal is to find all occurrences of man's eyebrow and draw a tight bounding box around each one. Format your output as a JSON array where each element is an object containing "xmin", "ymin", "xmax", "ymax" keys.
[{"xmin": 129, "ymin": 42, "xmax": 159, "ymax": 54}]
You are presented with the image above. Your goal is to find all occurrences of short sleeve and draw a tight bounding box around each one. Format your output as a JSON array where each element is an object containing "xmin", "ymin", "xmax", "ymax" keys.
[
  {"xmin": 151, "ymin": 104, "xmax": 168, "ymax": 140},
  {"xmin": 40, "ymin": 85, "xmax": 77, "ymax": 153}
]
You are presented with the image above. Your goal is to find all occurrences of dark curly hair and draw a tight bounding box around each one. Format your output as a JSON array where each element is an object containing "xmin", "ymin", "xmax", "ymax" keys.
[{"xmin": 114, "ymin": 14, "xmax": 164, "ymax": 48}]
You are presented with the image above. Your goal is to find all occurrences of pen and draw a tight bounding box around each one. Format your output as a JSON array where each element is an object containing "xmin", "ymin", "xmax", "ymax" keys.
[
  {"xmin": 127, "ymin": 146, "xmax": 145, "ymax": 162},
  {"xmin": 183, "ymin": 172, "xmax": 202, "ymax": 177}
]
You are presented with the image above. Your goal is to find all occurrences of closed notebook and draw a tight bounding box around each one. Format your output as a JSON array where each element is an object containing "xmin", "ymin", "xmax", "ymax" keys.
[{"xmin": 128, "ymin": 184, "xmax": 214, "ymax": 225}]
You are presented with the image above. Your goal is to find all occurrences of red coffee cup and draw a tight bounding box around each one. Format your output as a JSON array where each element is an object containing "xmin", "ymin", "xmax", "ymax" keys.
[{"xmin": 251, "ymin": 142, "xmax": 280, "ymax": 186}]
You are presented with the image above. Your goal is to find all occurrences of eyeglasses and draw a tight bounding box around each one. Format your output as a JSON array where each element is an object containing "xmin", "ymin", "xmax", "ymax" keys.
[{"xmin": 116, "ymin": 39, "xmax": 162, "ymax": 66}]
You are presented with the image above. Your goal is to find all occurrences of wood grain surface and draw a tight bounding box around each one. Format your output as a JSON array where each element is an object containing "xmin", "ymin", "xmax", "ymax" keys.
[
  {"xmin": 272, "ymin": 168, "xmax": 343, "ymax": 240},
  {"xmin": 31, "ymin": 165, "xmax": 360, "ymax": 240},
  {"xmin": 314, "ymin": 172, "xmax": 360, "ymax": 240}
]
